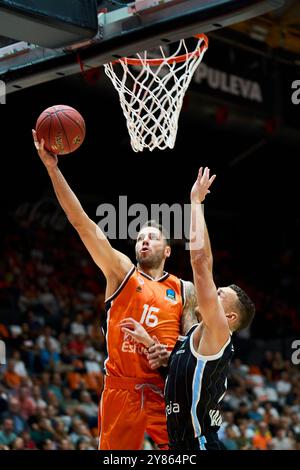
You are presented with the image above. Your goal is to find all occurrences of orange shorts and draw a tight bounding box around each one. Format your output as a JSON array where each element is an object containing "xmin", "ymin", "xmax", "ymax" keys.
[{"xmin": 98, "ymin": 375, "xmax": 169, "ymax": 450}]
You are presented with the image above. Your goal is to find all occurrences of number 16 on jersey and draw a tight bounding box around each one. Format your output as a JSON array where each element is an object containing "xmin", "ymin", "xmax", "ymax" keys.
[{"xmin": 140, "ymin": 304, "xmax": 159, "ymax": 327}]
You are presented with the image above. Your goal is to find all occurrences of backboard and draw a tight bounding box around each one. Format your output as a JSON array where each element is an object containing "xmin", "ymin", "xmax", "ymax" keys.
[
  {"xmin": 0, "ymin": 0, "xmax": 285, "ymax": 94},
  {"xmin": 0, "ymin": 0, "xmax": 98, "ymax": 48}
]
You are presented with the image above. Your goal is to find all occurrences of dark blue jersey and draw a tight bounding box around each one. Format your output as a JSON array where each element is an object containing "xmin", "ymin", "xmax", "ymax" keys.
[{"xmin": 165, "ymin": 324, "xmax": 234, "ymax": 447}]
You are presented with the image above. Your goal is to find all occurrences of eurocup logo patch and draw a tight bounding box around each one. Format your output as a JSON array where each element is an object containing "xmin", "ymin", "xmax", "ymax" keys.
[{"xmin": 166, "ymin": 289, "xmax": 176, "ymax": 301}]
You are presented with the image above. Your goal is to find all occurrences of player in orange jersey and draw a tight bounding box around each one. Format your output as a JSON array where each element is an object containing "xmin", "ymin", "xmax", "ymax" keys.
[{"xmin": 32, "ymin": 131, "xmax": 198, "ymax": 450}]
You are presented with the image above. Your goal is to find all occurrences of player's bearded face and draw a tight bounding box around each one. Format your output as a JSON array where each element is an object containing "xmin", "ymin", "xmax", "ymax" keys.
[
  {"xmin": 135, "ymin": 228, "xmax": 167, "ymax": 269},
  {"xmin": 136, "ymin": 245, "xmax": 166, "ymax": 268}
]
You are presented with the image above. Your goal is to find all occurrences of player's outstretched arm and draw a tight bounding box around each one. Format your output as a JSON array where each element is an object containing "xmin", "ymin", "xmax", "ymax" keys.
[
  {"xmin": 32, "ymin": 130, "xmax": 132, "ymax": 282},
  {"xmin": 190, "ymin": 167, "xmax": 229, "ymax": 339}
]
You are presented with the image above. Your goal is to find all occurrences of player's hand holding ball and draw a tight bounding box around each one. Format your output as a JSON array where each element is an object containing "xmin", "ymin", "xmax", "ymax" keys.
[
  {"xmin": 32, "ymin": 129, "xmax": 58, "ymax": 169},
  {"xmin": 32, "ymin": 105, "xmax": 86, "ymax": 169}
]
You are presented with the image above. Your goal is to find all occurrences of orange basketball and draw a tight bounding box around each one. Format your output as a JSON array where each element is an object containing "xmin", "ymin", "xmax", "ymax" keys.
[{"xmin": 36, "ymin": 105, "xmax": 86, "ymax": 155}]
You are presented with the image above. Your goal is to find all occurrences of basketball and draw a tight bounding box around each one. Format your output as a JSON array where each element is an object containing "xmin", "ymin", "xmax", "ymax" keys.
[{"xmin": 35, "ymin": 105, "xmax": 86, "ymax": 155}]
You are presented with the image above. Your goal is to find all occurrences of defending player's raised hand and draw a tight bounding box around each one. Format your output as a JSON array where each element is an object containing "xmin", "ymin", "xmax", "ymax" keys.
[
  {"xmin": 32, "ymin": 129, "xmax": 58, "ymax": 169},
  {"xmin": 190, "ymin": 167, "xmax": 216, "ymax": 203},
  {"xmin": 119, "ymin": 317, "xmax": 154, "ymax": 348},
  {"xmin": 147, "ymin": 339, "xmax": 170, "ymax": 369}
]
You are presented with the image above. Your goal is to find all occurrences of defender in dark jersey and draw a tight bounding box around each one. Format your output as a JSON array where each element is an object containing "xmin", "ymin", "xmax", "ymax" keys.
[
  {"xmin": 165, "ymin": 323, "xmax": 234, "ymax": 449},
  {"xmin": 120, "ymin": 167, "xmax": 255, "ymax": 450}
]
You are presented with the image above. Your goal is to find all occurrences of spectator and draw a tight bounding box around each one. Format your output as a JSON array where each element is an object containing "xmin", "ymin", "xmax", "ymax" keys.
[
  {"xmin": 236, "ymin": 422, "xmax": 252, "ymax": 450},
  {"xmin": 272, "ymin": 352, "xmax": 285, "ymax": 381},
  {"xmin": 70, "ymin": 314, "xmax": 87, "ymax": 336},
  {"xmin": 276, "ymin": 371, "xmax": 292, "ymax": 404},
  {"xmin": 58, "ymin": 438, "xmax": 74, "ymax": 450},
  {"xmin": 68, "ymin": 335, "xmax": 86, "ymax": 357},
  {"xmin": 37, "ymin": 327, "xmax": 60, "ymax": 353},
  {"xmin": 48, "ymin": 374, "xmax": 64, "ymax": 402},
  {"xmin": 60, "ymin": 388, "xmax": 78, "ymax": 413},
  {"xmin": 252, "ymin": 422, "xmax": 272, "ymax": 450},
  {"xmin": 0, "ymin": 419, "xmax": 17, "ymax": 446},
  {"xmin": 261, "ymin": 351, "xmax": 274, "ymax": 382},
  {"xmin": 234, "ymin": 402, "xmax": 250, "ymax": 425},
  {"xmin": 1, "ymin": 398, "xmax": 27, "ymax": 435},
  {"xmin": 219, "ymin": 411, "xmax": 240, "ymax": 441},
  {"xmin": 291, "ymin": 413, "xmax": 300, "ymax": 438},
  {"xmin": 39, "ymin": 338, "xmax": 61, "ymax": 370},
  {"xmin": 84, "ymin": 351, "xmax": 102, "ymax": 374},
  {"xmin": 18, "ymin": 387, "xmax": 36, "ymax": 420},
  {"xmin": 75, "ymin": 391, "xmax": 98, "ymax": 426},
  {"xmin": 262, "ymin": 402, "xmax": 280, "ymax": 424},
  {"xmin": 223, "ymin": 426, "xmax": 239, "ymax": 450},
  {"xmin": 38, "ymin": 287, "xmax": 59, "ymax": 317},
  {"xmin": 11, "ymin": 437, "xmax": 25, "ymax": 450},
  {"xmin": 76, "ymin": 439, "xmax": 93, "ymax": 450},
  {"xmin": 223, "ymin": 386, "xmax": 251, "ymax": 410},
  {"xmin": 3, "ymin": 360, "xmax": 22, "ymax": 389},
  {"xmin": 32, "ymin": 385, "xmax": 47, "ymax": 410},
  {"xmin": 11, "ymin": 351, "xmax": 28, "ymax": 378},
  {"xmin": 248, "ymin": 401, "xmax": 264, "ymax": 422},
  {"xmin": 21, "ymin": 430, "xmax": 36, "ymax": 450},
  {"xmin": 41, "ymin": 439, "xmax": 56, "ymax": 450},
  {"xmin": 30, "ymin": 418, "xmax": 54, "ymax": 447},
  {"xmin": 271, "ymin": 428, "xmax": 295, "ymax": 450}
]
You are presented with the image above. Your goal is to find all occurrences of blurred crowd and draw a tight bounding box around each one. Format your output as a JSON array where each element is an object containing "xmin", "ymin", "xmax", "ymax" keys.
[
  {"xmin": 220, "ymin": 354, "xmax": 300, "ymax": 450},
  {"xmin": 0, "ymin": 219, "xmax": 106, "ymax": 450},
  {"xmin": 0, "ymin": 216, "xmax": 299, "ymax": 450}
]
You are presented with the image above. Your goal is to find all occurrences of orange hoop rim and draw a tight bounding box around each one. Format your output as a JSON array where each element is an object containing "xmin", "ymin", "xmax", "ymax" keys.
[{"xmin": 115, "ymin": 34, "xmax": 208, "ymax": 67}]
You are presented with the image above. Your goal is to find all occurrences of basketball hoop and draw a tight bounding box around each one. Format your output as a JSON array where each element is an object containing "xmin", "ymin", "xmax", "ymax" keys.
[{"xmin": 104, "ymin": 34, "xmax": 208, "ymax": 152}]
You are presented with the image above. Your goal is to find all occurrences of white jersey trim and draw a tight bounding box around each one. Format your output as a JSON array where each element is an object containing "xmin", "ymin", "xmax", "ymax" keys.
[
  {"xmin": 180, "ymin": 279, "xmax": 186, "ymax": 308},
  {"xmin": 137, "ymin": 269, "xmax": 169, "ymax": 282},
  {"xmin": 103, "ymin": 303, "xmax": 113, "ymax": 375},
  {"xmin": 190, "ymin": 330, "xmax": 231, "ymax": 361},
  {"xmin": 104, "ymin": 265, "xmax": 135, "ymax": 304}
]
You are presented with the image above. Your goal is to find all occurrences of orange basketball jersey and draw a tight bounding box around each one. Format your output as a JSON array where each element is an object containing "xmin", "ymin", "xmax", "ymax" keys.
[{"xmin": 103, "ymin": 267, "xmax": 185, "ymax": 379}]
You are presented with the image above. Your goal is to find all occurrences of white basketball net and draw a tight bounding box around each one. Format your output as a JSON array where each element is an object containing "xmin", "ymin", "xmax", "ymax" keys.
[{"xmin": 104, "ymin": 35, "xmax": 208, "ymax": 152}]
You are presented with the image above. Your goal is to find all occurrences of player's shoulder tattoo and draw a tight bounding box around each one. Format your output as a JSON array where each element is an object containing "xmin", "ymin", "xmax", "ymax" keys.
[{"xmin": 180, "ymin": 280, "xmax": 199, "ymax": 335}]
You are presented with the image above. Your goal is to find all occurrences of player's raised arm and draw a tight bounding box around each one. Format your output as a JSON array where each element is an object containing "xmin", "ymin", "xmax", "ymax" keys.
[
  {"xmin": 189, "ymin": 167, "xmax": 229, "ymax": 339},
  {"xmin": 32, "ymin": 130, "xmax": 132, "ymax": 283}
]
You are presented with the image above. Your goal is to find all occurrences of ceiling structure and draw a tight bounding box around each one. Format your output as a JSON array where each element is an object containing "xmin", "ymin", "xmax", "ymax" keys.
[
  {"xmin": 229, "ymin": 0, "xmax": 300, "ymax": 55},
  {"xmin": 0, "ymin": 0, "xmax": 299, "ymax": 96}
]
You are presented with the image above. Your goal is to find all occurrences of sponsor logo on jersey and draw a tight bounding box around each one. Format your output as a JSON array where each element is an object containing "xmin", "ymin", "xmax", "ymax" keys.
[
  {"xmin": 137, "ymin": 276, "xmax": 145, "ymax": 285},
  {"xmin": 176, "ymin": 349, "xmax": 185, "ymax": 354},
  {"xmin": 166, "ymin": 401, "xmax": 180, "ymax": 415},
  {"xmin": 136, "ymin": 286, "xmax": 143, "ymax": 293},
  {"xmin": 121, "ymin": 340, "xmax": 147, "ymax": 356}
]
